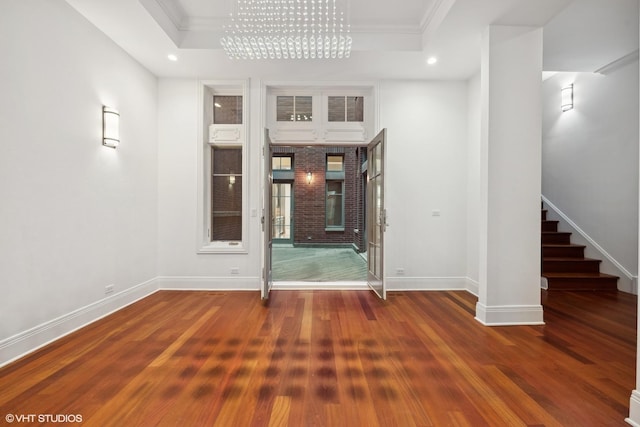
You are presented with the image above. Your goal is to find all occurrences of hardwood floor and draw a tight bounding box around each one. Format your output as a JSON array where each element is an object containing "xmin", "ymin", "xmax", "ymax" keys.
[{"xmin": 0, "ymin": 290, "xmax": 636, "ymax": 426}]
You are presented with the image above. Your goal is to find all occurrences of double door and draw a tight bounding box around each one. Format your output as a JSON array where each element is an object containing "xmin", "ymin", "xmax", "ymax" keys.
[{"xmin": 262, "ymin": 129, "xmax": 386, "ymax": 300}]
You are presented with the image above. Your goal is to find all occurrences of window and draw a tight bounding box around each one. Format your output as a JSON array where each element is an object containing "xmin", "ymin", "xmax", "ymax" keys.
[
  {"xmin": 277, "ymin": 96, "xmax": 313, "ymax": 121},
  {"xmin": 326, "ymin": 181, "xmax": 344, "ymax": 229},
  {"xmin": 211, "ymin": 148, "xmax": 243, "ymax": 241},
  {"xmin": 214, "ymin": 95, "xmax": 242, "ymax": 124},
  {"xmin": 328, "ymin": 96, "xmax": 364, "ymax": 122},
  {"xmin": 327, "ymin": 155, "xmax": 344, "ymax": 172},
  {"xmin": 326, "ymin": 154, "xmax": 345, "ymax": 229},
  {"xmin": 272, "ymin": 156, "xmax": 293, "ymax": 170},
  {"xmin": 199, "ymin": 81, "xmax": 247, "ymax": 253}
]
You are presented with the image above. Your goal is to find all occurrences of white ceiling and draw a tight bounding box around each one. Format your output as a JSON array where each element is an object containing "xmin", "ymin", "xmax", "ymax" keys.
[{"xmin": 64, "ymin": 0, "xmax": 638, "ymax": 80}]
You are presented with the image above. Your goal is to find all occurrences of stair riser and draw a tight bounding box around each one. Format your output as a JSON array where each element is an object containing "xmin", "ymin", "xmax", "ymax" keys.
[
  {"xmin": 540, "ymin": 208, "xmax": 618, "ymax": 291},
  {"xmin": 542, "ymin": 247, "xmax": 585, "ymax": 258},
  {"xmin": 546, "ymin": 278, "xmax": 618, "ymax": 291},
  {"xmin": 542, "ymin": 233, "xmax": 571, "ymax": 245},
  {"xmin": 543, "ymin": 260, "xmax": 601, "ymax": 274}
]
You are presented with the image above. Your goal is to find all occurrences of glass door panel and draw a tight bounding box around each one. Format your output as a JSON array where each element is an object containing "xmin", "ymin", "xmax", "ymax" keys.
[
  {"xmin": 367, "ymin": 129, "xmax": 386, "ymax": 299},
  {"xmin": 272, "ymin": 183, "xmax": 293, "ymax": 242},
  {"xmin": 262, "ymin": 130, "xmax": 273, "ymax": 300}
]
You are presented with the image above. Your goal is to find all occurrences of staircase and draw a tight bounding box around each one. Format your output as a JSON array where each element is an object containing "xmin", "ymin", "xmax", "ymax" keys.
[{"xmin": 541, "ymin": 207, "xmax": 618, "ymax": 291}]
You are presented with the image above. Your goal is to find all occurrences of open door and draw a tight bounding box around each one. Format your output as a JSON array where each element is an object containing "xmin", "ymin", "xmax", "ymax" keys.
[
  {"xmin": 261, "ymin": 130, "xmax": 273, "ymax": 300},
  {"xmin": 367, "ymin": 129, "xmax": 387, "ymax": 299}
]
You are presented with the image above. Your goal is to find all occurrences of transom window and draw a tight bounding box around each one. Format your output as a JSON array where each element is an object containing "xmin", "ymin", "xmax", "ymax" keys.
[
  {"xmin": 327, "ymin": 155, "xmax": 344, "ymax": 172},
  {"xmin": 328, "ymin": 96, "xmax": 364, "ymax": 122},
  {"xmin": 213, "ymin": 95, "xmax": 243, "ymax": 124},
  {"xmin": 277, "ymin": 96, "xmax": 313, "ymax": 122},
  {"xmin": 272, "ymin": 156, "xmax": 293, "ymax": 171}
]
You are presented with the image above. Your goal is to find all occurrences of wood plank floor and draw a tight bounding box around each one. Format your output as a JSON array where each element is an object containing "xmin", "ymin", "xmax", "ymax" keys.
[{"xmin": 0, "ymin": 290, "xmax": 636, "ymax": 426}]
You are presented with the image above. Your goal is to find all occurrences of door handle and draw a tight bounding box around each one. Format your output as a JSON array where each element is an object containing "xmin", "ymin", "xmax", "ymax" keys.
[{"xmin": 380, "ymin": 209, "xmax": 388, "ymax": 232}]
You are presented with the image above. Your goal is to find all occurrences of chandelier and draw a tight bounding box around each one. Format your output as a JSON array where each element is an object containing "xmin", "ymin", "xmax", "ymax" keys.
[{"xmin": 220, "ymin": 0, "xmax": 352, "ymax": 60}]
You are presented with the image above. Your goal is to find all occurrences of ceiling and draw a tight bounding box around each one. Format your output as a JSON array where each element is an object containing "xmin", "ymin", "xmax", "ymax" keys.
[{"xmin": 64, "ymin": 0, "xmax": 638, "ymax": 80}]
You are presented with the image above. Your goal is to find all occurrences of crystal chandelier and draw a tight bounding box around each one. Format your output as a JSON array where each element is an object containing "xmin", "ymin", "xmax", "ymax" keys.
[{"xmin": 220, "ymin": 0, "xmax": 352, "ymax": 60}]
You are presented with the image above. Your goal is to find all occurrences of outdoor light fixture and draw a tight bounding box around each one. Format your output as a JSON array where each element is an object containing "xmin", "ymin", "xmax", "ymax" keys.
[
  {"xmin": 229, "ymin": 175, "xmax": 236, "ymax": 185},
  {"xmin": 102, "ymin": 106, "xmax": 120, "ymax": 148},
  {"xmin": 561, "ymin": 84, "xmax": 574, "ymax": 112},
  {"xmin": 220, "ymin": 0, "xmax": 352, "ymax": 60},
  {"xmin": 307, "ymin": 172, "xmax": 312, "ymax": 184}
]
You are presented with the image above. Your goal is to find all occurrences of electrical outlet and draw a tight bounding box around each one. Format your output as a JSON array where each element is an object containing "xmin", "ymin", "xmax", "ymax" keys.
[
  {"xmin": 105, "ymin": 284, "xmax": 115, "ymax": 295},
  {"xmin": 396, "ymin": 268, "xmax": 405, "ymax": 276},
  {"xmin": 230, "ymin": 267, "xmax": 240, "ymax": 275}
]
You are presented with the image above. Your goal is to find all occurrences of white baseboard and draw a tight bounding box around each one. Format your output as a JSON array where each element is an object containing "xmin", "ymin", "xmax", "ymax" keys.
[
  {"xmin": 386, "ymin": 276, "xmax": 469, "ymax": 292},
  {"xmin": 0, "ymin": 277, "xmax": 158, "ymax": 368},
  {"xmin": 272, "ymin": 281, "xmax": 369, "ymax": 290},
  {"xmin": 626, "ymin": 390, "xmax": 640, "ymax": 426},
  {"xmin": 156, "ymin": 276, "xmax": 260, "ymax": 291},
  {"xmin": 475, "ymin": 302, "xmax": 545, "ymax": 326},
  {"xmin": 466, "ymin": 278, "xmax": 479, "ymax": 296},
  {"xmin": 540, "ymin": 276, "xmax": 549, "ymax": 290}
]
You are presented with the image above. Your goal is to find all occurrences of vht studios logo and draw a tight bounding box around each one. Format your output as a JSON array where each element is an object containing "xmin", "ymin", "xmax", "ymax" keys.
[{"xmin": 5, "ymin": 413, "xmax": 83, "ymax": 423}]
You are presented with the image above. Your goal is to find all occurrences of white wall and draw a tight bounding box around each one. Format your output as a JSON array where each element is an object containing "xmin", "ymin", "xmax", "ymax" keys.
[
  {"xmin": 156, "ymin": 79, "xmax": 263, "ymax": 289},
  {"xmin": 0, "ymin": 0, "xmax": 158, "ymax": 364},
  {"xmin": 380, "ymin": 80, "xmax": 469, "ymax": 290},
  {"xmin": 155, "ymin": 79, "xmax": 470, "ymax": 292},
  {"xmin": 466, "ymin": 72, "xmax": 482, "ymax": 291},
  {"xmin": 542, "ymin": 62, "xmax": 639, "ymax": 287}
]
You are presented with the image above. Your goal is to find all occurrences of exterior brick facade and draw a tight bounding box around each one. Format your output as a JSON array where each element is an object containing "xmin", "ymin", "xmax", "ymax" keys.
[{"xmin": 273, "ymin": 146, "xmax": 366, "ymax": 251}]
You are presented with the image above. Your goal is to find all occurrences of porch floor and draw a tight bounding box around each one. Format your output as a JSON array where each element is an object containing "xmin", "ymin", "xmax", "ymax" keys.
[{"xmin": 272, "ymin": 245, "xmax": 367, "ymax": 281}]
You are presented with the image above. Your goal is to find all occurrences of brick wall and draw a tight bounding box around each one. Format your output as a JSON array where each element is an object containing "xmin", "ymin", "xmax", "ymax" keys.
[{"xmin": 273, "ymin": 146, "xmax": 363, "ymax": 249}]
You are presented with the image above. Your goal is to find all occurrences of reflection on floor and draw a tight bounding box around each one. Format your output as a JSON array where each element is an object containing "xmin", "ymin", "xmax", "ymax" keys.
[{"xmin": 273, "ymin": 245, "xmax": 367, "ymax": 281}]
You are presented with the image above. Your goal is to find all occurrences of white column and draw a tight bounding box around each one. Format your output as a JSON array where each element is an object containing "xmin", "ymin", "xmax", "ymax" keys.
[
  {"xmin": 625, "ymin": 8, "xmax": 640, "ymax": 426},
  {"xmin": 476, "ymin": 25, "xmax": 544, "ymax": 326}
]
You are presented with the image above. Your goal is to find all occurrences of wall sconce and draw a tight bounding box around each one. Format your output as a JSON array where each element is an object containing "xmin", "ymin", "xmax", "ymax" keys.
[
  {"xmin": 561, "ymin": 84, "xmax": 574, "ymax": 112},
  {"xmin": 102, "ymin": 106, "xmax": 120, "ymax": 148},
  {"xmin": 307, "ymin": 172, "xmax": 312, "ymax": 184},
  {"xmin": 229, "ymin": 175, "xmax": 236, "ymax": 185}
]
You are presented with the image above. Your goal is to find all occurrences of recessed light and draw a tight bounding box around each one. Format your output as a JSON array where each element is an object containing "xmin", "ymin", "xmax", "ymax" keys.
[
  {"xmin": 427, "ymin": 56, "xmax": 438, "ymax": 65},
  {"xmin": 167, "ymin": 54, "xmax": 178, "ymax": 61}
]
